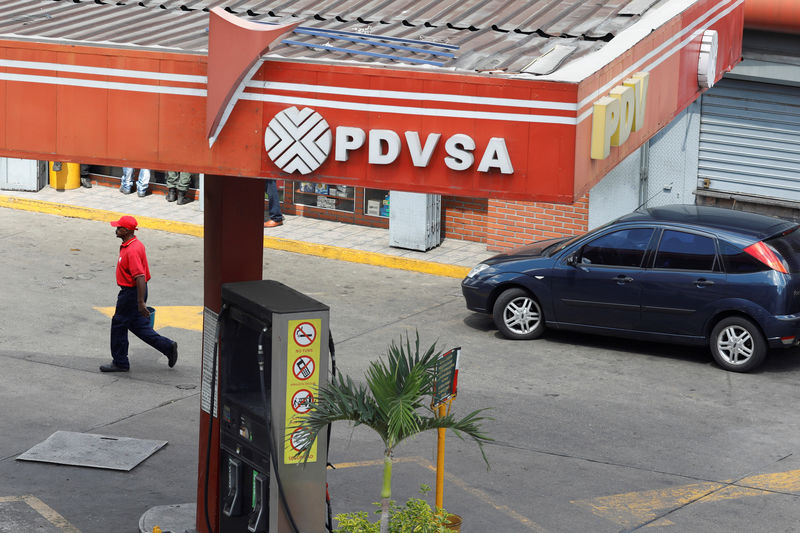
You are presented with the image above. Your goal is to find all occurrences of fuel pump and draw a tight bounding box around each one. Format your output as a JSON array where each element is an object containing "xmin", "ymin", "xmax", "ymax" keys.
[{"xmin": 215, "ymin": 280, "xmax": 329, "ymax": 533}]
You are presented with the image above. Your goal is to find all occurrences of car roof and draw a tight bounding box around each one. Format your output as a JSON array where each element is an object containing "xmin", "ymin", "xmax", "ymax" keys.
[{"xmin": 616, "ymin": 204, "xmax": 798, "ymax": 241}]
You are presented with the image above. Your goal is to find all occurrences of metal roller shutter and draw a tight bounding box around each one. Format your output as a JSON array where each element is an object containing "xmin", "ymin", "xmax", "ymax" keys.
[{"xmin": 698, "ymin": 78, "xmax": 800, "ymax": 202}]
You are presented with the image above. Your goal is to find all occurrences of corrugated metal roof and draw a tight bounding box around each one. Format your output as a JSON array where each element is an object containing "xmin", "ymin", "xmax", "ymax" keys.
[{"xmin": 0, "ymin": 0, "xmax": 674, "ymax": 77}]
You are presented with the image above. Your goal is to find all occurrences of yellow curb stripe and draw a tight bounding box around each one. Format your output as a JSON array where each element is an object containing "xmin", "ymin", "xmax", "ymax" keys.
[
  {"xmin": 0, "ymin": 195, "xmax": 203, "ymax": 237},
  {"xmin": 0, "ymin": 194, "xmax": 470, "ymax": 279},
  {"xmin": 263, "ymin": 235, "xmax": 470, "ymax": 279}
]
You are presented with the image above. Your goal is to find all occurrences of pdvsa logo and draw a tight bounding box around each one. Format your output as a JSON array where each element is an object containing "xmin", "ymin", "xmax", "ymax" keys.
[
  {"xmin": 264, "ymin": 107, "xmax": 333, "ymax": 174},
  {"xmin": 264, "ymin": 106, "xmax": 514, "ymax": 175}
]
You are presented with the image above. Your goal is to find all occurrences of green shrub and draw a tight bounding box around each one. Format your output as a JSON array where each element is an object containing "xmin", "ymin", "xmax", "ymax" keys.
[{"xmin": 334, "ymin": 486, "xmax": 450, "ymax": 533}]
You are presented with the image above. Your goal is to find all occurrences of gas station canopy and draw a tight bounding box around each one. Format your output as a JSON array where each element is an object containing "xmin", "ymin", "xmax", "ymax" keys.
[{"xmin": 0, "ymin": 0, "xmax": 743, "ymax": 202}]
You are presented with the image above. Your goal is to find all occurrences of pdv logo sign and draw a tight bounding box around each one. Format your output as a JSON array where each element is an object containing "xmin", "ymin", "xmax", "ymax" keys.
[
  {"xmin": 264, "ymin": 107, "xmax": 332, "ymax": 174},
  {"xmin": 265, "ymin": 106, "xmax": 514, "ymax": 175}
]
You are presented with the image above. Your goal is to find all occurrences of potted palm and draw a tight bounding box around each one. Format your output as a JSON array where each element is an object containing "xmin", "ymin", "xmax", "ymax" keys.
[{"xmin": 293, "ymin": 333, "xmax": 491, "ymax": 533}]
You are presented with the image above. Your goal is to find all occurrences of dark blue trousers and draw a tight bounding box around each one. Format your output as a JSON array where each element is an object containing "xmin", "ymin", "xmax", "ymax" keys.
[
  {"xmin": 110, "ymin": 286, "xmax": 174, "ymax": 369},
  {"xmin": 266, "ymin": 179, "xmax": 284, "ymax": 222}
]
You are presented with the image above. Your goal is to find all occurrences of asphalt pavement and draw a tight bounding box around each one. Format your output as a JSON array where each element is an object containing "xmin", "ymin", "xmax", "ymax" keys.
[
  {"xmin": 0, "ymin": 183, "xmax": 494, "ymax": 279},
  {"xmin": 2, "ymin": 187, "xmax": 800, "ymax": 533}
]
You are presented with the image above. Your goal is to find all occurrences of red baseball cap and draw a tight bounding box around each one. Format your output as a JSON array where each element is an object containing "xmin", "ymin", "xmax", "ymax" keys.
[{"xmin": 110, "ymin": 215, "xmax": 138, "ymax": 230}]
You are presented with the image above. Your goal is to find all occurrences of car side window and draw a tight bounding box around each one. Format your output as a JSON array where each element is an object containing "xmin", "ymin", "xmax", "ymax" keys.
[
  {"xmin": 654, "ymin": 230, "xmax": 717, "ymax": 271},
  {"xmin": 580, "ymin": 228, "xmax": 654, "ymax": 267}
]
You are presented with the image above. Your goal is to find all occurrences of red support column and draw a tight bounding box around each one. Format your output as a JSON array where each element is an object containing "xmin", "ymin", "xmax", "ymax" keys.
[{"xmin": 196, "ymin": 174, "xmax": 265, "ymax": 533}]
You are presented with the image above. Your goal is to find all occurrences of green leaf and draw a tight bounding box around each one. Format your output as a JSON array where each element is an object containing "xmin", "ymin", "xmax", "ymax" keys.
[{"xmin": 292, "ymin": 330, "xmax": 492, "ymax": 510}]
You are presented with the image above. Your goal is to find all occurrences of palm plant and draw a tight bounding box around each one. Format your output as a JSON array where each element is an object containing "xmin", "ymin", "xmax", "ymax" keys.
[{"xmin": 293, "ymin": 333, "xmax": 492, "ymax": 533}]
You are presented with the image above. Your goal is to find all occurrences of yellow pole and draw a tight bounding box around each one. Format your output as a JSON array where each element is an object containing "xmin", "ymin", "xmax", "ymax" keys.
[{"xmin": 435, "ymin": 403, "xmax": 446, "ymax": 509}]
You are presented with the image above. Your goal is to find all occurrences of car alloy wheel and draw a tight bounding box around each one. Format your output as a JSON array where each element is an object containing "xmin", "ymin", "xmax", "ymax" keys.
[
  {"xmin": 492, "ymin": 287, "xmax": 545, "ymax": 340},
  {"xmin": 709, "ymin": 316, "xmax": 767, "ymax": 372}
]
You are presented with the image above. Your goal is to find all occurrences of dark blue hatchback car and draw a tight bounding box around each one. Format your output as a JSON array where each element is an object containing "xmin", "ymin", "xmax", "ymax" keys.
[{"xmin": 462, "ymin": 204, "xmax": 800, "ymax": 372}]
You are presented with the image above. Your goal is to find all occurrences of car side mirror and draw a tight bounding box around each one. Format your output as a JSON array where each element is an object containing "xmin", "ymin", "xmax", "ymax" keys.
[{"xmin": 566, "ymin": 253, "xmax": 589, "ymax": 271}]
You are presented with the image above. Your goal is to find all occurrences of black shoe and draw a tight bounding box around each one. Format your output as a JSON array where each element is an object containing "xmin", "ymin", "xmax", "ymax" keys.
[
  {"xmin": 167, "ymin": 341, "xmax": 178, "ymax": 368},
  {"xmin": 80, "ymin": 177, "xmax": 92, "ymax": 188},
  {"xmin": 137, "ymin": 189, "xmax": 147, "ymax": 197},
  {"xmin": 100, "ymin": 362, "xmax": 129, "ymax": 372},
  {"xmin": 177, "ymin": 191, "xmax": 190, "ymax": 205},
  {"xmin": 166, "ymin": 188, "xmax": 177, "ymax": 202},
  {"xmin": 120, "ymin": 187, "xmax": 133, "ymax": 195}
]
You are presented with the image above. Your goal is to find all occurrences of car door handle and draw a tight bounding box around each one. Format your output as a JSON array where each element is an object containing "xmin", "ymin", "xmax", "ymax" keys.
[
  {"xmin": 695, "ymin": 279, "xmax": 714, "ymax": 287},
  {"xmin": 614, "ymin": 275, "xmax": 634, "ymax": 284}
]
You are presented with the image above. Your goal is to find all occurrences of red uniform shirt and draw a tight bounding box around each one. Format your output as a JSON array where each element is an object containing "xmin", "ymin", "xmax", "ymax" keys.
[{"xmin": 116, "ymin": 236, "xmax": 151, "ymax": 287}]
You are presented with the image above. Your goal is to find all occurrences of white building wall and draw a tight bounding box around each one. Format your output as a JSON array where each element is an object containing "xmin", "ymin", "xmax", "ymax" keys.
[{"xmin": 588, "ymin": 100, "xmax": 701, "ymax": 229}]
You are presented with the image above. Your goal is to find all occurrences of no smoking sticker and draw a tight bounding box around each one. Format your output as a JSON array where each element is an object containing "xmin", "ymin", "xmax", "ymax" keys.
[
  {"xmin": 292, "ymin": 356, "xmax": 315, "ymax": 380},
  {"xmin": 293, "ymin": 322, "xmax": 317, "ymax": 347}
]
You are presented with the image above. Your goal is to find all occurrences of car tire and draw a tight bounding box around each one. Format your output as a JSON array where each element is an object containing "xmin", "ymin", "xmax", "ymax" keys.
[
  {"xmin": 709, "ymin": 316, "xmax": 767, "ymax": 372},
  {"xmin": 492, "ymin": 288, "xmax": 545, "ymax": 340}
]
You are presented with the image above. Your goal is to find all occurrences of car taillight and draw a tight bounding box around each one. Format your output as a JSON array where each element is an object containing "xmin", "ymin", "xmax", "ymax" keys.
[{"xmin": 744, "ymin": 241, "xmax": 789, "ymax": 274}]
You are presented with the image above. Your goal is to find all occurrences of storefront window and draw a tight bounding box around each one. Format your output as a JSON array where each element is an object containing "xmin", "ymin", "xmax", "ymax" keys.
[
  {"xmin": 364, "ymin": 189, "xmax": 390, "ymax": 217},
  {"xmin": 294, "ymin": 181, "xmax": 355, "ymax": 212}
]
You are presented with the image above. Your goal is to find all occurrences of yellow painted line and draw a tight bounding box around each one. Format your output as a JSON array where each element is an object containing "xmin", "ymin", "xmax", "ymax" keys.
[
  {"xmin": 0, "ymin": 195, "xmax": 202, "ymax": 237},
  {"xmin": 334, "ymin": 455, "xmax": 549, "ymax": 532},
  {"xmin": 417, "ymin": 459, "xmax": 550, "ymax": 532},
  {"xmin": 263, "ymin": 235, "xmax": 470, "ymax": 279},
  {"xmin": 94, "ymin": 305, "xmax": 203, "ymax": 331},
  {"xmin": 0, "ymin": 495, "xmax": 81, "ymax": 532},
  {"xmin": 332, "ymin": 457, "xmax": 420, "ymax": 469},
  {"xmin": 0, "ymin": 194, "xmax": 469, "ymax": 279},
  {"xmin": 571, "ymin": 468, "xmax": 800, "ymax": 529}
]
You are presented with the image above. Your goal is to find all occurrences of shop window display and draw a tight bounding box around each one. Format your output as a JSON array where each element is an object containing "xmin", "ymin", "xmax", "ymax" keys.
[
  {"xmin": 294, "ymin": 181, "xmax": 355, "ymax": 212},
  {"xmin": 364, "ymin": 189, "xmax": 390, "ymax": 218}
]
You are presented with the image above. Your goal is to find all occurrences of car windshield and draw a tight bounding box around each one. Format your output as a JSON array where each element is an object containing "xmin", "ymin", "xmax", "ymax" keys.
[
  {"xmin": 546, "ymin": 220, "xmax": 616, "ymax": 256},
  {"xmin": 540, "ymin": 237, "xmax": 569, "ymax": 255}
]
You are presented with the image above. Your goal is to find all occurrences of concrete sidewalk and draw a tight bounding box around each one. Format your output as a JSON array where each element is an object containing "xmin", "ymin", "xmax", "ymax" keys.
[{"xmin": 0, "ymin": 184, "xmax": 494, "ymax": 278}]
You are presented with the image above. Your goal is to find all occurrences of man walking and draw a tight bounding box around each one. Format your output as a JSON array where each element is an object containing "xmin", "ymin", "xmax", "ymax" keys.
[{"xmin": 100, "ymin": 215, "xmax": 178, "ymax": 372}]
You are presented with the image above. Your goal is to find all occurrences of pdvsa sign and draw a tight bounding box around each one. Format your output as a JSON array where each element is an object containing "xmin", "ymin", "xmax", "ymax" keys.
[
  {"xmin": 590, "ymin": 72, "xmax": 650, "ymax": 160},
  {"xmin": 264, "ymin": 106, "xmax": 514, "ymax": 175}
]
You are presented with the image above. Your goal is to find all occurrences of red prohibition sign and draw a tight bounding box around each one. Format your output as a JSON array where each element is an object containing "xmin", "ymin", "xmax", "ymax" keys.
[
  {"xmin": 291, "ymin": 389, "xmax": 314, "ymax": 414},
  {"xmin": 292, "ymin": 356, "xmax": 315, "ymax": 380},
  {"xmin": 293, "ymin": 322, "xmax": 317, "ymax": 347},
  {"xmin": 289, "ymin": 427, "xmax": 311, "ymax": 452}
]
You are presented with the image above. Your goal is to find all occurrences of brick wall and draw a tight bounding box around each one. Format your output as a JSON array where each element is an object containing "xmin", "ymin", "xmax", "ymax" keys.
[
  {"xmin": 486, "ymin": 195, "xmax": 589, "ymax": 252},
  {"xmin": 274, "ymin": 181, "xmax": 589, "ymax": 251},
  {"xmin": 442, "ymin": 196, "xmax": 488, "ymax": 243}
]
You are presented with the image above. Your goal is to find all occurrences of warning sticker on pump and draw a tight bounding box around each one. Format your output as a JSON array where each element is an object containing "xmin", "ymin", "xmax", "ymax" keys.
[{"xmin": 284, "ymin": 318, "xmax": 321, "ymax": 464}]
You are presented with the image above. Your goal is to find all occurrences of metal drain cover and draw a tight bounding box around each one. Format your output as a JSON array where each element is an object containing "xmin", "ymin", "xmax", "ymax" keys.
[{"xmin": 17, "ymin": 431, "xmax": 167, "ymax": 471}]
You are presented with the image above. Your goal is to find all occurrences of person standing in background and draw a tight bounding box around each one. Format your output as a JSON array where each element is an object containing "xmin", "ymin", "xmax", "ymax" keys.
[
  {"xmin": 121, "ymin": 167, "xmax": 151, "ymax": 197},
  {"xmin": 166, "ymin": 171, "xmax": 192, "ymax": 205},
  {"xmin": 264, "ymin": 179, "xmax": 284, "ymax": 228},
  {"xmin": 79, "ymin": 164, "xmax": 91, "ymax": 188}
]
